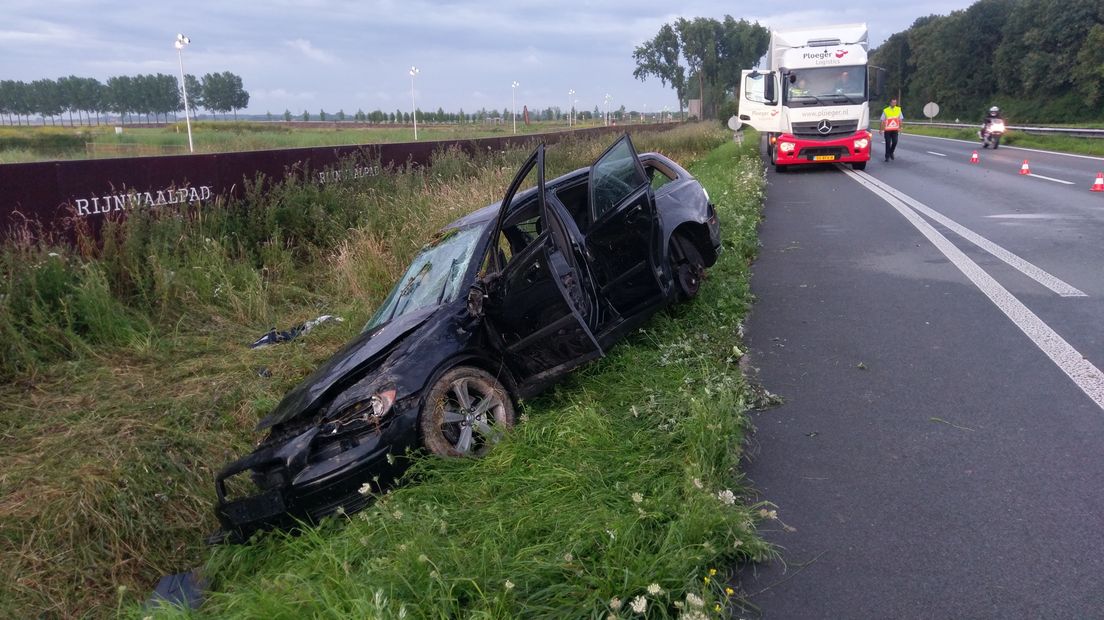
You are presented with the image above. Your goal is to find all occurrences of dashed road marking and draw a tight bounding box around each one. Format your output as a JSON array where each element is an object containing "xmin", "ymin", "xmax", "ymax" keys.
[
  {"xmin": 926, "ymin": 151, "xmax": 947, "ymax": 157},
  {"xmin": 1027, "ymin": 173, "xmax": 1075, "ymax": 185},
  {"xmin": 843, "ymin": 168, "xmax": 1104, "ymax": 413}
]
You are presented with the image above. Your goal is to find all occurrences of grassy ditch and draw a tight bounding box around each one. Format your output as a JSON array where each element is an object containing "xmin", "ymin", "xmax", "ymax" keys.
[
  {"xmin": 902, "ymin": 124, "xmax": 1104, "ymax": 157},
  {"xmin": 0, "ymin": 124, "xmax": 767, "ymax": 617},
  {"xmin": 149, "ymin": 133, "xmax": 772, "ymax": 619}
]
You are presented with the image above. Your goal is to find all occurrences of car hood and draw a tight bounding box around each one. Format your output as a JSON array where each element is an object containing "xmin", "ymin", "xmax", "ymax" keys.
[{"xmin": 255, "ymin": 306, "xmax": 438, "ymax": 431}]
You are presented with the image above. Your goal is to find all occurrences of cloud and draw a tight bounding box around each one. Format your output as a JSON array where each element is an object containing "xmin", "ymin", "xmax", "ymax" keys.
[{"xmin": 284, "ymin": 38, "xmax": 337, "ymax": 63}]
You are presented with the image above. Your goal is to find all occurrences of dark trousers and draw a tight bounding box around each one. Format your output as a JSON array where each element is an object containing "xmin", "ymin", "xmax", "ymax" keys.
[{"xmin": 884, "ymin": 130, "xmax": 899, "ymax": 159}]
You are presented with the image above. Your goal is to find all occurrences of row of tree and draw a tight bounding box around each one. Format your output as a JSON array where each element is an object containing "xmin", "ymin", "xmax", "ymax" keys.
[
  {"xmin": 267, "ymin": 106, "xmax": 643, "ymax": 124},
  {"xmin": 871, "ymin": 0, "xmax": 1104, "ymax": 121},
  {"xmin": 0, "ymin": 72, "xmax": 250, "ymax": 126},
  {"xmin": 632, "ymin": 16, "xmax": 769, "ymax": 119}
]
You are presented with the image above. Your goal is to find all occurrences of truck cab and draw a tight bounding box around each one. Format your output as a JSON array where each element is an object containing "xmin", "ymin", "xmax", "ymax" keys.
[{"xmin": 739, "ymin": 24, "xmax": 877, "ymax": 172}]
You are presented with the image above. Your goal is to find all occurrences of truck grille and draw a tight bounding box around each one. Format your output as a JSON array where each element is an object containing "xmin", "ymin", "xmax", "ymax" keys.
[{"xmin": 792, "ymin": 120, "xmax": 859, "ymax": 139}]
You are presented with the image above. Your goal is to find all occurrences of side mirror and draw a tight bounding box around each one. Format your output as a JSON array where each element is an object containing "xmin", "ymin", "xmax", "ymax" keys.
[
  {"xmin": 872, "ymin": 67, "xmax": 887, "ymax": 98},
  {"xmin": 764, "ymin": 75, "xmax": 776, "ymax": 104},
  {"xmin": 466, "ymin": 285, "xmax": 485, "ymax": 318}
]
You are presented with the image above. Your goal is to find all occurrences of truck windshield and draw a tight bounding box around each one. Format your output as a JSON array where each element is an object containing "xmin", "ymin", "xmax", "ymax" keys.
[{"xmin": 784, "ymin": 66, "xmax": 867, "ymax": 106}]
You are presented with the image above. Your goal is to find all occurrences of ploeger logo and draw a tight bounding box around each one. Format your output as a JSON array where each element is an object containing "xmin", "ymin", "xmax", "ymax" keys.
[
  {"xmin": 817, "ymin": 119, "xmax": 833, "ymax": 134},
  {"xmin": 835, "ymin": 49, "xmax": 848, "ymax": 59},
  {"xmin": 801, "ymin": 50, "xmax": 835, "ymax": 60}
]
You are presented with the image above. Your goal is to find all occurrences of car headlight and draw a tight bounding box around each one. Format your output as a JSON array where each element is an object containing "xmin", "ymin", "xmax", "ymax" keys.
[
  {"xmin": 778, "ymin": 142, "xmax": 796, "ymax": 153},
  {"xmin": 370, "ymin": 388, "xmax": 398, "ymax": 418}
]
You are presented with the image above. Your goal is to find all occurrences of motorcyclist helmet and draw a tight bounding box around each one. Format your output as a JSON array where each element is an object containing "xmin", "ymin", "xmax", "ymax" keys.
[{"xmin": 988, "ymin": 106, "xmax": 1000, "ymax": 116}]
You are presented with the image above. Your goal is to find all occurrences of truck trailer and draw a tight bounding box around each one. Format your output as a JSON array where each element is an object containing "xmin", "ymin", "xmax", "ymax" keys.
[{"xmin": 738, "ymin": 23, "xmax": 880, "ymax": 172}]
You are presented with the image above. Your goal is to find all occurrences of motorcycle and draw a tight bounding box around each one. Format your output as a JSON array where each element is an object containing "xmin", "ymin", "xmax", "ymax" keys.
[{"xmin": 979, "ymin": 119, "xmax": 1005, "ymax": 149}]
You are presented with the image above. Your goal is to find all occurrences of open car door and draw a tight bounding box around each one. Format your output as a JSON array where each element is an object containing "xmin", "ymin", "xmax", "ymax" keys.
[
  {"xmin": 482, "ymin": 144, "xmax": 603, "ymax": 383},
  {"xmin": 584, "ymin": 134, "xmax": 665, "ymax": 317},
  {"xmin": 738, "ymin": 70, "xmax": 783, "ymax": 133}
]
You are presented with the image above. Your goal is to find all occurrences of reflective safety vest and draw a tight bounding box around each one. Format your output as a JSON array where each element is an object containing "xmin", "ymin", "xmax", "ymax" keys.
[{"xmin": 882, "ymin": 106, "xmax": 902, "ymax": 131}]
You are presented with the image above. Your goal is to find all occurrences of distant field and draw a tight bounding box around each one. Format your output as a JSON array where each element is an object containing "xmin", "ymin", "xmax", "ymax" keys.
[{"xmin": 0, "ymin": 120, "xmax": 653, "ymax": 163}]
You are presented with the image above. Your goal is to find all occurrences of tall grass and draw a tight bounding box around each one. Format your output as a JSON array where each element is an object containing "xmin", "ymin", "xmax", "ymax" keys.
[{"xmin": 0, "ymin": 124, "xmax": 748, "ymax": 617}]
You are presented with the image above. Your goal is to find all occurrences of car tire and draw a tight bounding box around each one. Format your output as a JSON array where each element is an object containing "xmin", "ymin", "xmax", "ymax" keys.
[
  {"xmin": 669, "ymin": 234, "xmax": 706, "ymax": 300},
  {"xmin": 852, "ymin": 161, "xmax": 867, "ymax": 171},
  {"xmin": 420, "ymin": 366, "xmax": 515, "ymax": 458}
]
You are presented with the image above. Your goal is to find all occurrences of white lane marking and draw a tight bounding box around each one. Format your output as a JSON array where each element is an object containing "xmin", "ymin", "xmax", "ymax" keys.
[
  {"xmin": 904, "ymin": 132, "xmax": 1104, "ymax": 162},
  {"xmin": 926, "ymin": 151, "xmax": 947, "ymax": 157},
  {"xmin": 1027, "ymin": 173, "xmax": 1075, "ymax": 185},
  {"xmin": 844, "ymin": 168, "xmax": 1104, "ymax": 412},
  {"xmin": 849, "ymin": 170, "xmax": 1087, "ymax": 297}
]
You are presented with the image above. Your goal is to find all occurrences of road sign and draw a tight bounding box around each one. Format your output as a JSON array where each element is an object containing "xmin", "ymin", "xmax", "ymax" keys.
[
  {"xmin": 923, "ymin": 101, "xmax": 940, "ymax": 121},
  {"xmin": 727, "ymin": 116, "xmax": 743, "ymax": 131}
]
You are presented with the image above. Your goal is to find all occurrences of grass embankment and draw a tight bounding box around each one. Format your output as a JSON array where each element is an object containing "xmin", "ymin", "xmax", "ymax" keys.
[
  {"xmin": 903, "ymin": 124, "xmax": 1104, "ymax": 157},
  {"xmin": 0, "ymin": 120, "xmax": 641, "ymax": 163},
  {"xmin": 0, "ymin": 124, "xmax": 770, "ymax": 617}
]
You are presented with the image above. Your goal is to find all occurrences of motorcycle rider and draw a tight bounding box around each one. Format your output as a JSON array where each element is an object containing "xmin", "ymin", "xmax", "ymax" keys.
[{"xmin": 981, "ymin": 106, "xmax": 1004, "ymax": 143}]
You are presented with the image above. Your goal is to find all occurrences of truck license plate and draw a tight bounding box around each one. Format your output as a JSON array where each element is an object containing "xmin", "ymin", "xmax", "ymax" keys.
[{"xmin": 813, "ymin": 155, "xmax": 836, "ymax": 161}]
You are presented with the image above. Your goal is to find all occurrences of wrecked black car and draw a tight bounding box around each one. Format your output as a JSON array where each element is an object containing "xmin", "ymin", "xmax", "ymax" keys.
[{"xmin": 213, "ymin": 135, "xmax": 720, "ymax": 541}]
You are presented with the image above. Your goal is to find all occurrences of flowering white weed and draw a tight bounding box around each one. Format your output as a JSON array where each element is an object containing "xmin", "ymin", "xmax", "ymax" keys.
[
  {"xmin": 647, "ymin": 583, "xmax": 663, "ymax": 595},
  {"xmin": 505, "ymin": 580, "xmax": 515, "ymax": 591},
  {"xmin": 717, "ymin": 489, "xmax": 736, "ymax": 505},
  {"xmin": 563, "ymin": 552, "xmax": 573, "ymax": 563},
  {"xmin": 609, "ymin": 597, "xmax": 623, "ymax": 610},
  {"xmin": 630, "ymin": 595, "xmax": 647, "ymax": 614},
  {"xmin": 358, "ymin": 482, "xmax": 372, "ymax": 495},
  {"xmin": 693, "ymin": 478, "xmax": 704, "ymax": 489},
  {"xmin": 631, "ymin": 492, "xmax": 644, "ymax": 504},
  {"xmin": 759, "ymin": 508, "xmax": 778, "ymax": 520},
  {"xmin": 686, "ymin": 592, "xmax": 705, "ymax": 608}
]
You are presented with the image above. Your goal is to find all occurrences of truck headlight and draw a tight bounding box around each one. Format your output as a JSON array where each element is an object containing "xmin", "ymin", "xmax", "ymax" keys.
[
  {"xmin": 778, "ymin": 141, "xmax": 796, "ymax": 153},
  {"xmin": 853, "ymin": 137, "xmax": 869, "ymax": 149}
]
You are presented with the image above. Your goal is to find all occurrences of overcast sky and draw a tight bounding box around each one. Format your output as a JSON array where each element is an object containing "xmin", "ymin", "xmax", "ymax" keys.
[{"xmin": 2, "ymin": 0, "xmax": 978, "ymax": 116}]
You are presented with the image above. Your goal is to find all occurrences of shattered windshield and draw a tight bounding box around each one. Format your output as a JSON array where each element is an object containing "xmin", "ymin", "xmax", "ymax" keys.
[
  {"xmin": 364, "ymin": 225, "xmax": 484, "ymax": 331},
  {"xmin": 784, "ymin": 66, "xmax": 867, "ymax": 105}
]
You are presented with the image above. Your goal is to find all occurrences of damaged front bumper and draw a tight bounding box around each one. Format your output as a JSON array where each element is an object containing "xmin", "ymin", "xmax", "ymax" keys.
[{"xmin": 212, "ymin": 406, "xmax": 418, "ymax": 542}]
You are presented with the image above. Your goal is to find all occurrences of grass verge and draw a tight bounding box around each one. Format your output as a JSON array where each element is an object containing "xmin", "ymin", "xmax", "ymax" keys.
[
  {"xmin": 903, "ymin": 124, "xmax": 1104, "ymax": 157},
  {"xmin": 148, "ymin": 133, "xmax": 772, "ymax": 619},
  {"xmin": 0, "ymin": 124, "xmax": 766, "ymax": 618}
]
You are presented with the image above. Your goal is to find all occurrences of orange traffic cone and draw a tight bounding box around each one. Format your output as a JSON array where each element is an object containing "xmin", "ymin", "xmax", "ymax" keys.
[
  {"xmin": 970, "ymin": 151, "xmax": 979, "ymax": 164},
  {"xmin": 1092, "ymin": 172, "xmax": 1104, "ymax": 192},
  {"xmin": 1020, "ymin": 160, "xmax": 1030, "ymax": 175}
]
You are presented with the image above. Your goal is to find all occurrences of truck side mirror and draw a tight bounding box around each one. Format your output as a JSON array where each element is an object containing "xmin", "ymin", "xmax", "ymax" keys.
[
  {"xmin": 764, "ymin": 75, "xmax": 777, "ymax": 104},
  {"xmin": 872, "ymin": 67, "xmax": 887, "ymax": 98}
]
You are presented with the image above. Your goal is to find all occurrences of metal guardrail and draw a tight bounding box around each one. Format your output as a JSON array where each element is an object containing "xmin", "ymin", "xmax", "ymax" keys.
[{"xmin": 911, "ymin": 121, "xmax": 1104, "ymax": 139}]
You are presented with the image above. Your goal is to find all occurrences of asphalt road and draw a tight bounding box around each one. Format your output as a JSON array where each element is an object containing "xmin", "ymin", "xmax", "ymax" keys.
[{"xmin": 736, "ymin": 133, "xmax": 1104, "ymax": 618}]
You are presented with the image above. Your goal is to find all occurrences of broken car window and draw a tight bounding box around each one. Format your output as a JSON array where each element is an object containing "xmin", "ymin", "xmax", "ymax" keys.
[{"xmin": 364, "ymin": 225, "xmax": 484, "ymax": 331}]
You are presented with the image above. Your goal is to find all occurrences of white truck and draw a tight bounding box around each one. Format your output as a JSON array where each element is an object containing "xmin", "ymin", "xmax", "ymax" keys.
[{"xmin": 738, "ymin": 23, "xmax": 882, "ymax": 172}]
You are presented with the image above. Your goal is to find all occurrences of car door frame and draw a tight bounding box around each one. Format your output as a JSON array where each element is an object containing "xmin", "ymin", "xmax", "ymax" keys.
[
  {"xmin": 583, "ymin": 134, "xmax": 666, "ymax": 318},
  {"xmin": 479, "ymin": 144, "xmax": 604, "ymax": 387}
]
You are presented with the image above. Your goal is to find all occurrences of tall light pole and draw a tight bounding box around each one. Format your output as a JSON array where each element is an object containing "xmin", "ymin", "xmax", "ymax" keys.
[
  {"xmin": 409, "ymin": 66, "xmax": 419, "ymax": 140},
  {"xmin": 604, "ymin": 94, "xmax": 611, "ymax": 126},
  {"xmin": 511, "ymin": 81, "xmax": 519, "ymax": 134},
  {"xmin": 568, "ymin": 89, "xmax": 575, "ymax": 127},
  {"xmin": 174, "ymin": 34, "xmax": 194, "ymax": 153}
]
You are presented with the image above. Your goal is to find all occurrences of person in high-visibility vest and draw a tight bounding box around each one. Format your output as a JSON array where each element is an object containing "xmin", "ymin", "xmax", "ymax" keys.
[{"xmin": 880, "ymin": 98, "xmax": 903, "ymax": 161}]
